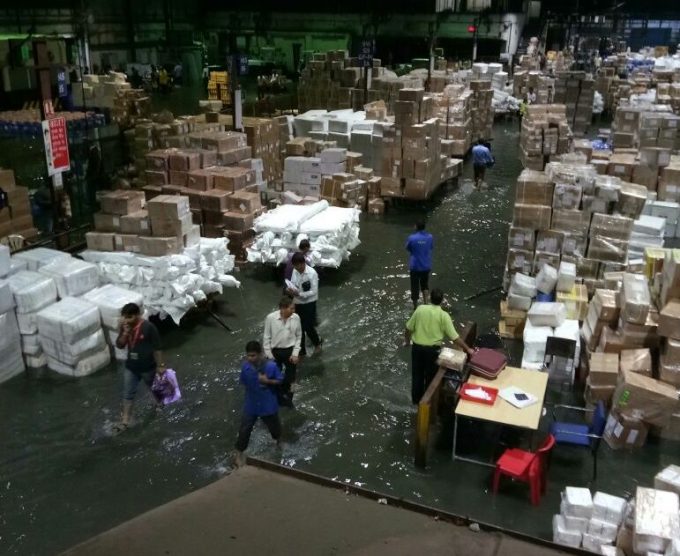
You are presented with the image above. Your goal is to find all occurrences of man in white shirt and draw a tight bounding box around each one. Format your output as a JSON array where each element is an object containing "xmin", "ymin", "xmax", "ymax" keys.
[
  {"xmin": 286, "ymin": 252, "xmax": 322, "ymax": 356},
  {"xmin": 263, "ymin": 296, "xmax": 302, "ymax": 407}
]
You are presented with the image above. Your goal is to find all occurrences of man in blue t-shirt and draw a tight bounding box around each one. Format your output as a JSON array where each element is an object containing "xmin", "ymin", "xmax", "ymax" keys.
[
  {"xmin": 472, "ymin": 139, "xmax": 494, "ymax": 187},
  {"xmin": 233, "ymin": 340, "xmax": 284, "ymax": 467},
  {"xmin": 405, "ymin": 221, "xmax": 434, "ymax": 309}
]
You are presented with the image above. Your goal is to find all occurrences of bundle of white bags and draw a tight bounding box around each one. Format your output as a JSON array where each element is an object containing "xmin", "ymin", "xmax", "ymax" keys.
[
  {"xmin": 247, "ymin": 200, "xmax": 361, "ymax": 268},
  {"xmin": 81, "ymin": 237, "xmax": 240, "ymax": 324}
]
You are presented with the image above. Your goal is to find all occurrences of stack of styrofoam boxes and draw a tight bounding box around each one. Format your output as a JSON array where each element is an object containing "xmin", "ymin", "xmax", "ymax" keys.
[
  {"xmin": 8, "ymin": 270, "xmax": 58, "ymax": 369},
  {"xmin": 655, "ymin": 464, "xmax": 680, "ymax": 496},
  {"xmin": 36, "ymin": 297, "xmax": 110, "ymax": 377},
  {"xmin": 521, "ymin": 297, "xmax": 566, "ymax": 370},
  {"xmin": 0, "ymin": 245, "xmax": 25, "ymax": 384},
  {"xmin": 82, "ymin": 284, "xmax": 145, "ymax": 364},
  {"xmin": 283, "ymin": 156, "xmax": 322, "ymax": 200},
  {"xmin": 629, "ymin": 215, "xmax": 666, "ymax": 260},
  {"xmin": 648, "ymin": 199, "xmax": 680, "ymax": 240},
  {"xmin": 554, "ymin": 487, "xmax": 593, "ymax": 548},
  {"xmin": 350, "ymin": 120, "xmax": 376, "ymax": 171},
  {"xmin": 585, "ymin": 492, "xmax": 628, "ymax": 553}
]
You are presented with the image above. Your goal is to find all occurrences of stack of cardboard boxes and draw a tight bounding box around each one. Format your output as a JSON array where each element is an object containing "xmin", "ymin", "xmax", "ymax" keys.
[
  {"xmin": 513, "ymin": 71, "xmax": 554, "ymax": 104},
  {"xmin": 207, "ymin": 71, "xmax": 230, "ymax": 105},
  {"xmin": 0, "ymin": 168, "xmax": 39, "ymax": 243},
  {"xmin": 519, "ymin": 104, "xmax": 573, "ymax": 170},
  {"xmin": 435, "ymin": 84, "xmax": 473, "ymax": 157},
  {"xmin": 243, "ymin": 117, "xmax": 282, "ymax": 186},
  {"xmin": 469, "ymin": 79, "xmax": 494, "ymax": 141},
  {"xmin": 552, "ymin": 71, "xmax": 595, "ymax": 135}
]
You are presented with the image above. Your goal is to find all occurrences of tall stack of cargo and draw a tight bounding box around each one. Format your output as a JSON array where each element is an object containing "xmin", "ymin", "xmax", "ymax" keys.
[
  {"xmin": 469, "ymin": 79, "xmax": 493, "ymax": 141},
  {"xmin": 513, "ymin": 71, "xmax": 554, "ymax": 104},
  {"xmin": 519, "ymin": 105, "xmax": 573, "ymax": 170},
  {"xmin": 612, "ymin": 105, "xmax": 680, "ymax": 151},
  {"xmin": 0, "ymin": 245, "xmax": 24, "ymax": 382},
  {"xmin": 243, "ymin": 117, "xmax": 282, "ymax": 186},
  {"xmin": 0, "ymin": 168, "xmax": 39, "ymax": 243},
  {"xmin": 436, "ymin": 84, "xmax": 473, "ymax": 156},
  {"xmin": 298, "ymin": 51, "xmax": 353, "ymax": 112},
  {"xmin": 553, "ymin": 71, "xmax": 595, "ymax": 135},
  {"xmin": 207, "ymin": 71, "xmax": 230, "ymax": 105}
]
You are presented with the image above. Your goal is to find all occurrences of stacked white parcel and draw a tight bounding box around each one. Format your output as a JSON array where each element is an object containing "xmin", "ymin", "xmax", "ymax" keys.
[
  {"xmin": 629, "ymin": 215, "xmax": 666, "ymax": 260},
  {"xmin": 81, "ymin": 237, "xmax": 239, "ymax": 325},
  {"xmin": 8, "ymin": 269, "xmax": 58, "ymax": 369},
  {"xmin": 83, "ymin": 284, "xmax": 145, "ymax": 362},
  {"xmin": 521, "ymin": 296, "xmax": 567, "ymax": 371},
  {"xmin": 247, "ymin": 200, "xmax": 361, "ymax": 268},
  {"xmin": 553, "ymin": 487, "xmax": 628, "ymax": 553},
  {"xmin": 37, "ymin": 296, "xmax": 110, "ymax": 377},
  {"xmin": 0, "ymin": 245, "xmax": 24, "ymax": 383}
]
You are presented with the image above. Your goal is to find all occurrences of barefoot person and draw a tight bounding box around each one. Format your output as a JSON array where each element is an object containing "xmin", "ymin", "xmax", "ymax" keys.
[
  {"xmin": 114, "ymin": 303, "xmax": 164, "ymax": 432},
  {"xmin": 233, "ymin": 341, "xmax": 283, "ymax": 465}
]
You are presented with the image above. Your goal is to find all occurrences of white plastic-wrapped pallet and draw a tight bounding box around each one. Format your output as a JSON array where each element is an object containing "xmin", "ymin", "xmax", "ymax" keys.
[
  {"xmin": 37, "ymin": 297, "xmax": 101, "ymax": 344},
  {"xmin": 562, "ymin": 487, "xmax": 594, "ymax": 519},
  {"xmin": 46, "ymin": 347, "xmax": 111, "ymax": 378},
  {"xmin": 633, "ymin": 487, "xmax": 679, "ymax": 554},
  {"xmin": 592, "ymin": 492, "xmax": 627, "ymax": 526},
  {"xmin": 528, "ymin": 302, "xmax": 567, "ymax": 327},
  {"xmin": 0, "ymin": 278, "xmax": 14, "ymax": 314},
  {"xmin": 552, "ymin": 514, "xmax": 582, "ymax": 548},
  {"xmin": 0, "ymin": 244, "xmax": 10, "ymax": 276},
  {"xmin": 522, "ymin": 320, "xmax": 553, "ymax": 364},
  {"xmin": 13, "ymin": 247, "xmax": 71, "ymax": 271},
  {"xmin": 20, "ymin": 333, "xmax": 41, "ymax": 356},
  {"xmin": 8, "ymin": 271, "xmax": 57, "ymax": 313},
  {"xmin": 82, "ymin": 284, "xmax": 144, "ymax": 329},
  {"xmin": 0, "ymin": 310, "xmax": 25, "ymax": 383},
  {"xmin": 41, "ymin": 329, "xmax": 107, "ymax": 366},
  {"xmin": 39, "ymin": 258, "xmax": 99, "ymax": 298}
]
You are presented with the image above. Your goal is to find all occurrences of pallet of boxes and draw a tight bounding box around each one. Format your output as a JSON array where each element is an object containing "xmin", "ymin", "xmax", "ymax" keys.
[
  {"xmin": 553, "ymin": 71, "xmax": 595, "ymax": 136},
  {"xmin": 0, "ymin": 168, "xmax": 40, "ymax": 245}
]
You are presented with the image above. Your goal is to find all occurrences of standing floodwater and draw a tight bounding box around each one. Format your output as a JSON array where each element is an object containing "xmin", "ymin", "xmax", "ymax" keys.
[{"xmin": 0, "ymin": 121, "xmax": 523, "ymax": 554}]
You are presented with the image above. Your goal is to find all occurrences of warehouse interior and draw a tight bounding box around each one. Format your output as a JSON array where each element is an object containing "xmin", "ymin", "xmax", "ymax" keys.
[{"xmin": 1, "ymin": 1, "xmax": 680, "ymax": 555}]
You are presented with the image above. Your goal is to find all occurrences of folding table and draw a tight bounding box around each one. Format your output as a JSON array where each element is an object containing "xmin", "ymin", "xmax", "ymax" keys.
[{"xmin": 453, "ymin": 366, "xmax": 549, "ymax": 467}]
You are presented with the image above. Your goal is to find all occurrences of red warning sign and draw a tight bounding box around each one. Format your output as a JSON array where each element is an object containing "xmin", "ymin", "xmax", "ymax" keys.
[{"xmin": 42, "ymin": 117, "xmax": 70, "ymax": 175}]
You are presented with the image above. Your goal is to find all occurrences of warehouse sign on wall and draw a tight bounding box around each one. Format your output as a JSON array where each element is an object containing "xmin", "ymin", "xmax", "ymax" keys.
[{"xmin": 42, "ymin": 117, "xmax": 70, "ymax": 176}]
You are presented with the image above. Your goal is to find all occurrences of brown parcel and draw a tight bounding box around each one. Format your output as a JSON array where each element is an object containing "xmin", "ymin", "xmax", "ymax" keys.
[
  {"xmin": 226, "ymin": 191, "xmax": 262, "ymax": 214},
  {"xmin": 591, "ymin": 289, "xmax": 620, "ymax": 323},
  {"xmin": 151, "ymin": 213, "xmax": 193, "ymax": 238},
  {"xmin": 86, "ymin": 232, "xmax": 116, "ymax": 252},
  {"xmin": 222, "ymin": 212, "xmax": 254, "ymax": 232},
  {"xmin": 138, "ymin": 236, "xmax": 182, "ymax": 256},
  {"xmin": 612, "ymin": 369, "xmax": 679, "ymax": 428},
  {"xmin": 512, "ymin": 203, "xmax": 551, "ymax": 230},
  {"xmin": 94, "ymin": 212, "xmax": 121, "ymax": 233},
  {"xmin": 603, "ymin": 409, "xmax": 649, "ymax": 450},
  {"xmin": 658, "ymin": 299, "xmax": 680, "ymax": 339},
  {"xmin": 147, "ymin": 195, "xmax": 191, "ymax": 221},
  {"xmin": 201, "ymin": 190, "xmax": 232, "ymax": 212},
  {"xmin": 515, "ymin": 170, "xmax": 554, "ymax": 206},
  {"xmin": 100, "ymin": 190, "xmax": 145, "ymax": 216},
  {"xmin": 589, "ymin": 352, "xmax": 619, "ymax": 386},
  {"xmin": 584, "ymin": 377, "xmax": 616, "ymax": 404},
  {"xmin": 120, "ymin": 210, "xmax": 150, "ymax": 235},
  {"xmin": 619, "ymin": 348, "xmax": 653, "ymax": 378},
  {"xmin": 659, "ymin": 354, "xmax": 680, "ymax": 387}
]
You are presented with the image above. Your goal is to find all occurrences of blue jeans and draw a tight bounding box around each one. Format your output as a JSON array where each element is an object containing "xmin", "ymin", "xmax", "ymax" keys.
[{"xmin": 122, "ymin": 367, "xmax": 155, "ymax": 401}]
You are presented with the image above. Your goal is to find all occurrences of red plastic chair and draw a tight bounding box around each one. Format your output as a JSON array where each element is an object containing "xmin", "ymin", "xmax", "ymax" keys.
[{"xmin": 492, "ymin": 434, "xmax": 556, "ymax": 506}]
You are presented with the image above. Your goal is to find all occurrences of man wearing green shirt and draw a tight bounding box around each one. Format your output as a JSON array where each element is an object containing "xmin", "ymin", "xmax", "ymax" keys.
[{"xmin": 405, "ymin": 288, "xmax": 474, "ymax": 404}]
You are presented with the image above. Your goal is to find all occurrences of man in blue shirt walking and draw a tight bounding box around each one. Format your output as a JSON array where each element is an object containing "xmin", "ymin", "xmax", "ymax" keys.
[
  {"xmin": 472, "ymin": 139, "xmax": 494, "ymax": 188},
  {"xmin": 233, "ymin": 340, "xmax": 284, "ymax": 466},
  {"xmin": 406, "ymin": 221, "xmax": 434, "ymax": 309}
]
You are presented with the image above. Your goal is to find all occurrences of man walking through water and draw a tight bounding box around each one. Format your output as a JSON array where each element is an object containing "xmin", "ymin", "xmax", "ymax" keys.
[
  {"xmin": 406, "ymin": 221, "xmax": 433, "ymax": 309},
  {"xmin": 472, "ymin": 138, "xmax": 494, "ymax": 188}
]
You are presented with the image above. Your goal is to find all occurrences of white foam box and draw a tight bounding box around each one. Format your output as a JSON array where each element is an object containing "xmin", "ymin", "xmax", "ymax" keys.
[
  {"xmin": 633, "ymin": 487, "xmax": 680, "ymax": 554},
  {"xmin": 0, "ymin": 278, "xmax": 14, "ymax": 314},
  {"xmin": 507, "ymin": 292, "xmax": 532, "ymax": 311},
  {"xmin": 320, "ymin": 148, "xmax": 347, "ymax": 164},
  {"xmin": 37, "ymin": 296, "xmax": 101, "ymax": 343},
  {"xmin": 0, "ymin": 244, "xmax": 10, "ymax": 277},
  {"xmin": 16, "ymin": 311, "xmax": 39, "ymax": 334},
  {"xmin": 562, "ymin": 487, "xmax": 594, "ymax": 519},
  {"xmin": 600, "ymin": 545, "xmax": 624, "ymax": 555},
  {"xmin": 588, "ymin": 518, "xmax": 619, "ymax": 542},
  {"xmin": 8, "ymin": 271, "xmax": 58, "ymax": 314},
  {"xmin": 522, "ymin": 320, "xmax": 553, "ymax": 363},
  {"xmin": 553, "ymin": 514, "xmax": 583, "ymax": 548},
  {"xmin": 20, "ymin": 333, "xmax": 41, "ymax": 356},
  {"xmin": 557, "ymin": 261, "xmax": 576, "ymax": 292},
  {"xmin": 38, "ymin": 258, "xmax": 99, "ymax": 298},
  {"xmin": 560, "ymin": 502, "xmax": 589, "ymax": 533},
  {"xmin": 320, "ymin": 162, "xmax": 346, "ymax": 175},
  {"xmin": 302, "ymin": 157, "xmax": 321, "ymax": 173},
  {"xmin": 46, "ymin": 345, "xmax": 111, "ymax": 378},
  {"xmin": 650, "ymin": 201, "xmax": 680, "ymax": 224},
  {"xmin": 593, "ymin": 492, "xmax": 628, "ymax": 526},
  {"xmin": 12, "ymin": 247, "xmax": 71, "ymax": 271},
  {"xmin": 528, "ymin": 302, "xmax": 567, "ymax": 328},
  {"xmin": 82, "ymin": 285, "xmax": 144, "ymax": 329},
  {"xmin": 665, "ymin": 538, "xmax": 680, "ymax": 556},
  {"xmin": 582, "ymin": 532, "xmax": 611, "ymax": 553},
  {"xmin": 536, "ymin": 264, "xmax": 558, "ymax": 293},
  {"xmin": 634, "ymin": 215, "xmax": 667, "ymax": 237},
  {"xmin": 40, "ymin": 329, "xmax": 107, "ymax": 366},
  {"xmin": 654, "ymin": 465, "xmax": 680, "ymax": 496},
  {"xmin": 510, "ymin": 273, "xmax": 537, "ymax": 298}
]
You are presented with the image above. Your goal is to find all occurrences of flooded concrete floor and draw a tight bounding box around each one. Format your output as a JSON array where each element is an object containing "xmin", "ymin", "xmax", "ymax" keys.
[{"xmin": 0, "ymin": 110, "xmax": 677, "ymax": 555}]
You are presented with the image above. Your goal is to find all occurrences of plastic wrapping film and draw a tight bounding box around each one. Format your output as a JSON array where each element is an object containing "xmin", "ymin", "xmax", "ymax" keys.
[
  {"xmin": 536, "ymin": 264, "xmax": 558, "ymax": 294},
  {"xmin": 590, "ymin": 214, "xmax": 634, "ymax": 241},
  {"xmin": 536, "ymin": 230, "xmax": 564, "ymax": 255},
  {"xmin": 633, "ymin": 487, "xmax": 680, "ymax": 554},
  {"xmin": 560, "ymin": 506, "xmax": 588, "ymax": 533},
  {"xmin": 552, "ymin": 183, "xmax": 583, "ymax": 210},
  {"xmin": 46, "ymin": 345, "xmax": 111, "ymax": 378},
  {"xmin": 617, "ymin": 182, "xmax": 648, "ymax": 219},
  {"xmin": 25, "ymin": 353, "xmax": 47, "ymax": 369},
  {"xmin": 0, "ymin": 278, "xmax": 14, "ymax": 314},
  {"xmin": 37, "ymin": 297, "xmax": 101, "ymax": 343},
  {"xmin": 509, "ymin": 273, "xmax": 537, "ymax": 298},
  {"xmin": 594, "ymin": 175, "xmax": 622, "ymax": 202},
  {"xmin": 522, "ymin": 320, "xmax": 553, "ymax": 363},
  {"xmin": 40, "ymin": 329, "xmax": 107, "ymax": 366},
  {"xmin": 552, "ymin": 208, "xmax": 590, "ymax": 236},
  {"xmin": 619, "ymin": 348, "xmax": 653, "ymax": 377},
  {"xmin": 8, "ymin": 271, "xmax": 57, "ymax": 314},
  {"xmin": 82, "ymin": 238, "xmax": 239, "ymax": 325},
  {"xmin": 507, "ymin": 292, "xmax": 532, "ymax": 311},
  {"xmin": 16, "ymin": 311, "xmax": 39, "ymax": 335},
  {"xmin": 620, "ymin": 273, "xmax": 651, "ymax": 325},
  {"xmin": 39, "ymin": 258, "xmax": 100, "ymax": 298},
  {"xmin": 12, "ymin": 248, "xmax": 72, "ymax": 272},
  {"xmin": 599, "ymin": 545, "xmax": 623, "ymax": 556},
  {"xmin": 528, "ymin": 302, "xmax": 567, "ymax": 328},
  {"xmin": 592, "ymin": 492, "xmax": 627, "ymax": 527},
  {"xmin": 253, "ymin": 200, "xmax": 329, "ymax": 234},
  {"xmin": 587, "ymin": 236, "xmax": 629, "ymax": 264},
  {"xmin": 545, "ymin": 162, "xmax": 597, "ymax": 194}
]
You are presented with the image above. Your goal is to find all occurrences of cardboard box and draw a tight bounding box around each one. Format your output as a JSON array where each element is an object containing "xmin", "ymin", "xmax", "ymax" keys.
[
  {"xmin": 85, "ymin": 232, "xmax": 116, "ymax": 252},
  {"xmin": 603, "ymin": 409, "xmax": 649, "ymax": 449},
  {"xmin": 222, "ymin": 211, "xmax": 254, "ymax": 232},
  {"xmin": 186, "ymin": 169, "xmax": 215, "ymax": 191},
  {"xmin": 591, "ymin": 289, "xmax": 620, "ymax": 323},
  {"xmin": 506, "ymin": 248, "xmax": 533, "ymax": 274},
  {"xmin": 147, "ymin": 195, "xmax": 191, "ymax": 221},
  {"xmin": 612, "ymin": 369, "xmax": 680, "ymax": 428},
  {"xmin": 589, "ymin": 352, "xmax": 619, "ymax": 386},
  {"xmin": 213, "ymin": 167, "xmax": 252, "ymax": 192},
  {"xmin": 619, "ymin": 273, "xmax": 650, "ymax": 325},
  {"xmin": 516, "ymin": 169, "xmax": 554, "ymax": 205},
  {"xmin": 619, "ymin": 348, "xmax": 652, "ymax": 377},
  {"xmin": 114, "ymin": 233, "xmax": 141, "ymax": 253},
  {"xmin": 226, "ymin": 191, "xmax": 262, "ymax": 214},
  {"xmin": 138, "ymin": 236, "xmax": 182, "ymax": 256},
  {"xmin": 659, "ymin": 299, "xmax": 680, "ymax": 339},
  {"xmin": 120, "ymin": 210, "xmax": 150, "ymax": 235},
  {"xmin": 150, "ymin": 213, "xmax": 193, "ymax": 238},
  {"xmin": 633, "ymin": 487, "xmax": 679, "ymax": 554},
  {"xmin": 100, "ymin": 190, "xmax": 145, "ymax": 216},
  {"xmin": 200, "ymin": 190, "xmax": 231, "ymax": 212},
  {"xmin": 0, "ymin": 168, "xmax": 15, "ymax": 188},
  {"xmin": 508, "ymin": 227, "xmax": 535, "ymax": 251},
  {"xmin": 598, "ymin": 326, "xmax": 625, "ymax": 354},
  {"xmin": 513, "ymin": 203, "xmax": 552, "ymax": 230},
  {"xmin": 93, "ymin": 212, "xmax": 121, "ymax": 233}
]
